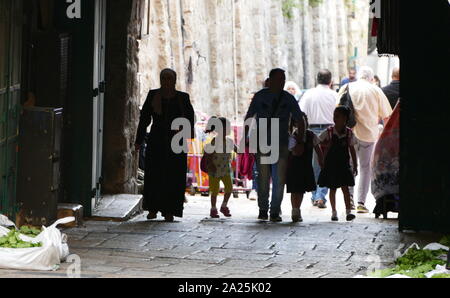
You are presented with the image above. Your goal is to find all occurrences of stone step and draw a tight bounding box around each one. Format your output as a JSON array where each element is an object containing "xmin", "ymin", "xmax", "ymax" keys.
[{"xmin": 91, "ymin": 195, "xmax": 143, "ymax": 222}]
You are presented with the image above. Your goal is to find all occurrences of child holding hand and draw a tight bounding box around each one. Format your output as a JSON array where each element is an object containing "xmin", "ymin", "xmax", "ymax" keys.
[{"xmin": 286, "ymin": 113, "xmax": 324, "ymax": 222}]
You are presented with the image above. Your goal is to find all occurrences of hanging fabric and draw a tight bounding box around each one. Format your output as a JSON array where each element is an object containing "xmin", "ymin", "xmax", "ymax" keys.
[{"xmin": 377, "ymin": 0, "xmax": 400, "ymax": 55}]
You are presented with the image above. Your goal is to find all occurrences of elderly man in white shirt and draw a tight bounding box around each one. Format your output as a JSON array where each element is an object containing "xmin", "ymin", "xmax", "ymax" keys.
[
  {"xmin": 338, "ymin": 66, "xmax": 393, "ymax": 214},
  {"xmin": 300, "ymin": 69, "xmax": 337, "ymax": 209}
]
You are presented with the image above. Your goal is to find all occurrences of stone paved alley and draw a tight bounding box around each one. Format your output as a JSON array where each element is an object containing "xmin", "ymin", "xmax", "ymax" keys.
[{"xmin": 0, "ymin": 190, "xmax": 441, "ymax": 278}]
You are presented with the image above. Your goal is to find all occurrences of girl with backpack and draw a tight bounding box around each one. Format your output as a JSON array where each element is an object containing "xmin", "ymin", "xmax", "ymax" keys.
[
  {"xmin": 287, "ymin": 113, "xmax": 324, "ymax": 222},
  {"xmin": 202, "ymin": 117, "xmax": 236, "ymax": 218},
  {"xmin": 318, "ymin": 106, "xmax": 358, "ymax": 222}
]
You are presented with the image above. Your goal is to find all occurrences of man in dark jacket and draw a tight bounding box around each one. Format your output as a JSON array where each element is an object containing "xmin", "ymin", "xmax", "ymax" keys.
[
  {"xmin": 244, "ymin": 69, "xmax": 303, "ymax": 222},
  {"xmin": 382, "ymin": 67, "xmax": 400, "ymax": 109}
]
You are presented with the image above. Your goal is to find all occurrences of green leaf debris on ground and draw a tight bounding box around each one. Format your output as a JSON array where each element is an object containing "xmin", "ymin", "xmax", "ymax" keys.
[{"xmin": 368, "ymin": 245, "xmax": 448, "ymax": 278}]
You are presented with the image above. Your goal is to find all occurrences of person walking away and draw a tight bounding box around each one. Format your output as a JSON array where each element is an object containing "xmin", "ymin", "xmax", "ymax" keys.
[
  {"xmin": 287, "ymin": 114, "xmax": 324, "ymax": 222},
  {"xmin": 135, "ymin": 69, "xmax": 195, "ymax": 222},
  {"xmin": 318, "ymin": 106, "xmax": 358, "ymax": 221},
  {"xmin": 338, "ymin": 66, "xmax": 393, "ymax": 214},
  {"xmin": 203, "ymin": 117, "xmax": 235, "ymax": 218},
  {"xmin": 300, "ymin": 69, "xmax": 337, "ymax": 209},
  {"xmin": 244, "ymin": 68, "xmax": 303, "ymax": 222},
  {"xmin": 382, "ymin": 67, "xmax": 400, "ymax": 109}
]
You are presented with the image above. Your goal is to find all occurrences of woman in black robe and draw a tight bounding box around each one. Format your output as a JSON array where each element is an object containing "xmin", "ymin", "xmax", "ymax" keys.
[{"xmin": 135, "ymin": 69, "xmax": 195, "ymax": 222}]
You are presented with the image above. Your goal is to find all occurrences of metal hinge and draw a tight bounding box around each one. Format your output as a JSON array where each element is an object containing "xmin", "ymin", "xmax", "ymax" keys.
[
  {"xmin": 99, "ymin": 81, "xmax": 106, "ymax": 93},
  {"xmin": 93, "ymin": 82, "xmax": 106, "ymax": 98}
]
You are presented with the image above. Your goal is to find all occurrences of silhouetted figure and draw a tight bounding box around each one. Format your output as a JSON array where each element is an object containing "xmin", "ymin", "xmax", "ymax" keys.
[
  {"xmin": 382, "ymin": 67, "xmax": 400, "ymax": 109},
  {"xmin": 135, "ymin": 69, "xmax": 195, "ymax": 222},
  {"xmin": 244, "ymin": 68, "xmax": 303, "ymax": 222}
]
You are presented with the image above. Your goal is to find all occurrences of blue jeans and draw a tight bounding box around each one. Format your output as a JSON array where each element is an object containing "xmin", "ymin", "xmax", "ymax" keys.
[
  {"xmin": 256, "ymin": 146, "xmax": 289, "ymax": 216},
  {"xmin": 310, "ymin": 127, "xmax": 330, "ymax": 203},
  {"xmin": 252, "ymin": 162, "xmax": 258, "ymax": 191}
]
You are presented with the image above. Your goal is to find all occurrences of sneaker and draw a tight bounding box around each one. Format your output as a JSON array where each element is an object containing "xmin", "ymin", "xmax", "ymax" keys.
[
  {"xmin": 210, "ymin": 208, "xmax": 220, "ymax": 218},
  {"xmin": 291, "ymin": 209, "xmax": 303, "ymax": 223},
  {"xmin": 346, "ymin": 213, "xmax": 356, "ymax": 221},
  {"xmin": 331, "ymin": 211, "xmax": 339, "ymax": 221},
  {"xmin": 220, "ymin": 206, "xmax": 232, "ymax": 217},
  {"xmin": 258, "ymin": 210, "xmax": 269, "ymax": 221},
  {"xmin": 270, "ymin": 214, "xmax": 283, "ymax": 222},
  {"xmin": 357, "ymin": 204, "xmax": 369, "ymax": 214},
  {"xmin": 248, "ymin": 190, "xmax": 257, "ymax": 201},
  {"xmin": 317, "ymin": 200, "xmax": 327, "ymax": 209}
]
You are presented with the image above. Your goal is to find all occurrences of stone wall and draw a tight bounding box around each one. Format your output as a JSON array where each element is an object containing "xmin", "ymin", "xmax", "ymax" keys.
[
  {"xmin": 103, "ymin": 0, "xmax": 141, "ymax": 195},
  {"xmin": 136, "ymin": 0, "xmax": 370, "ymax": 121}
]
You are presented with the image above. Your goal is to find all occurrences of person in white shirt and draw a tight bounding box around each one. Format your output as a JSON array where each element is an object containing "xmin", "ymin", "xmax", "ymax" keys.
[
  {"xmin": 338, "ymin": 66, "xmax": 393, "ymax": 214},
  {"xmin": 300, "ymin": 69, "xmax": 338, "ymax": 209}
]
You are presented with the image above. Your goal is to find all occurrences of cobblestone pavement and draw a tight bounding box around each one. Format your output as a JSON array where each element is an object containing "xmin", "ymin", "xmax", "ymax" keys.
[{"xmin": 0, "ymin": 189, "xmax": 442, "ymax": 278}]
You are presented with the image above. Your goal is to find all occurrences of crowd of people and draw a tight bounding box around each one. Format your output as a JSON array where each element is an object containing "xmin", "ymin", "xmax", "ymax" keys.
[{"xmin": 135, "ymin": 66, "xmax": 400, "ymax": 223}]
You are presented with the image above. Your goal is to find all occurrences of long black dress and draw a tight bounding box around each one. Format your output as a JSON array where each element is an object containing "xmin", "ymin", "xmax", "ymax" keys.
[
  {"xmin": 135, "ymin": 90, "xmax": 195, "ymax": 218},
  {"xmin": 286, "ymin": 130, "xmax": 317, "ymax": 194}
]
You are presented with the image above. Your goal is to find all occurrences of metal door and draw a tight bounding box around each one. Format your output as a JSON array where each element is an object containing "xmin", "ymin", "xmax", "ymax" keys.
[
  {"xmin": 0, "ymin": 0, "xmax": 22, "ymax": 218},
  {"xmin": 92, "ymin": 0, "xmax": 106, "ymax": 208}
]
